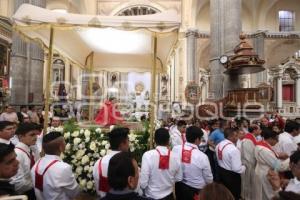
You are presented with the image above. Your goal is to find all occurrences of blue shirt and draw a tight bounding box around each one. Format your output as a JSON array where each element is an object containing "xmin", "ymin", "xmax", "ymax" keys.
[{"xmin": 208, "ymin": 128, "xmax": 224, "ymax": 145}]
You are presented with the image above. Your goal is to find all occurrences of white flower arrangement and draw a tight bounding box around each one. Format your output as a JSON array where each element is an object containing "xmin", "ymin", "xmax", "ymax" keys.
[{"xmin": 62, "ymin": 124, "xmax": 147, "ymax": 194}]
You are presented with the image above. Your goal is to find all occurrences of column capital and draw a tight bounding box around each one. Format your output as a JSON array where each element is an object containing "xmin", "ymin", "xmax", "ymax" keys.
[{"xmin": 186, "ymin": 28, "xmax": 199, "ymax": 38}]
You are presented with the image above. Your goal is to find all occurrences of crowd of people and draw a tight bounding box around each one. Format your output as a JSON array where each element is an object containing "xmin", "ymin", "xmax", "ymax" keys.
[{"xmin": 0, "ymin": 106, "xmax": 300, "ymax": 200}]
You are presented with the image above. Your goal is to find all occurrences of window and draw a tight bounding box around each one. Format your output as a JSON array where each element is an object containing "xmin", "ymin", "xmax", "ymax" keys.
[
  {"xmin": 279, "ymin": 10, "xmax": 295, "ymax": 31},
  {"xmin": 117, "ymin": 6, "xmax": 159, "ymax": 16}
]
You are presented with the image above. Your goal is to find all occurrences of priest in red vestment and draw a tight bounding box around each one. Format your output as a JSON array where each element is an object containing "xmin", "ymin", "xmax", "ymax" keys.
[{"xmin": 94, "ymin": 97, "xmax": 124, "ymax": 126}]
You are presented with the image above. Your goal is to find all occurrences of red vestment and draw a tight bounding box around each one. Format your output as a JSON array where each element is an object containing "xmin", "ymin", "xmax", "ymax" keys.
[{"xmin": 94, "ymin": 100, "xmax": 123, "ymax": 126}]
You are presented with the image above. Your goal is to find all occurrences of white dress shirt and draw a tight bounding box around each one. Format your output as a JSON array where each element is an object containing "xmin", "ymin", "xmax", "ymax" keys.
[
  {"xmin": 172, "ymin": 142, "xmax": 213, "ymax": 189},
  {"xmin": 169, "ymin": 126, "xmax": 184, "ymax": 148},
  {"xmin": 140, "ymin": 146, "xmax": 182, "ymax": 199},
  {"xmin": 0, "ymin": 112, "xmax": 18, "ymax": 122},
  {"xmin": 285, "ymin": 177, "xmax": 300, "ymax": 194},
  {"xmin": 93, "ymin": 150, "xmax": 120, "ymax": 197},
  {"xmin": 0, "ymin": 138, "xmax": 10, "ymax": 144},
  {"xmin": 31, "ymin": 154, "xmax": 80, "ymax": 200},
  {"xmin": 273, "ymin": 132, "xmax": 298, "ymax": 156},
  {"xmin": 216, "ymin": 139, "xmax": 246, "ymax": 174},
  {"xmin": 10, "ymin": 142, "xmax": 35, "ymax": 194}
]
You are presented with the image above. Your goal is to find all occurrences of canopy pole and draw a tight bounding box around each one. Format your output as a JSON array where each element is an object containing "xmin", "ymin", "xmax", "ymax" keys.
[
  {"xmin": 88, "ymin": 52, "xmax": 94, "ymax": 121},
  {"xmin": 149, "ymin": 33, "xmax": 158, "ymax": 149},
  {"xmin": 43, "ymin": 26, "xmax": 55, "ymax": 134}
]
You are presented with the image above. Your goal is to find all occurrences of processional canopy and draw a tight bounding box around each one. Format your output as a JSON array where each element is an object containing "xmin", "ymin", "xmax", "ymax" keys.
[{"xmin": 224, "ymin": 34, "xmax": 265, "ymax": 75}]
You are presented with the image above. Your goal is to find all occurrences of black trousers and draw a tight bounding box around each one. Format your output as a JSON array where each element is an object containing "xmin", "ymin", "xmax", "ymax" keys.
[
  {"xmin": 157, "ymin": 193, "xmax": 174, "ymax": 200},
  {"xmin": 175, "ymin": 182, "xmax": 200, "ymax": 200},
  {"xmin": 218, "ymin": 166, "xmax": 241, "ymax": 200},
  {"xmin": 24, "ymin": 188, "xmax": 36, "ymax": 200}
]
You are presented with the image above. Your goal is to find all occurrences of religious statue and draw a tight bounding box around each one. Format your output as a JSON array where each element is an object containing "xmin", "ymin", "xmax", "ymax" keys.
[{"xmin": 94, "ymin": 97, "xmax": 124, "ymax": 126}]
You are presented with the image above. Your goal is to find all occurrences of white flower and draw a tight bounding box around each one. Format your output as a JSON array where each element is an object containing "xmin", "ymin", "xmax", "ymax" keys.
[
  {"xmin": 75, "ymin": 166, "xmax": 83, "ymax": 175},
  {"xmin": 87, "ymin": 181, "xmax": 93, "ymax": 189},
  {"xmin": 84, "ymin": 129, "xmax": 91, "ymax": 138},
  {"xmin": 84, "ymin": 165, "xmax": 90, "ymax": 172},
  {"xmin": 100, "ymin": 149, "xmax": 106, "ymax": 157},
  {"xmin": 130, "ymin": 146, "xmax": 135, "ymax": 152},
  {"xmin": 95, "ymin": 128, "xmax": 101, "ymax": 133},
  {"xmin": 88, "ymin": 166, "xmax": 93, "ymax": 173},
  {"xmin": 100, "ymin": 134, "xmax": 104, "ymax": 137},
  {"xmin": 73, "ymin": 138, "xmax": 81, "ymax": 145},
  {"xmin": 89, "ymin": 142, "xmax": 96, "ymax": 151},
  {"xmin": 56, "ymin": 126, "xmax": 64, "ymax": 133},
  {"xmin": 78, "ymin": 144, "xmax": 84, "ymax": 149},
  {"xmin": 80, "ymin": 129, "xmax": 84, "ymax": 134},
  {"xmin": 76, "ymin": 150, "xmax": 85, "ymax": 158},
  {"xmin": 85, "ymin": 137, "xmax": 90, "ymax": 143},
  {"xmin": 64, "ymin": 132, "xmax": 70, "ymax": 139},
  {"xmin": 105, "ymin": 143, "xmax": 110, "ymax": 150},
  {"xmin": 109, "ymin": 125, "xmax": 115, "ymax": 131},
  {"xmin": 81, "ymin": 155, "xmax": 89, "ymax": 165},
  {"xmin": 101, "ymin": 140, "xmax": 108, "ymax": 146},
  {"xmin": 65, "ymin": 143, "xmax": 71, "ymax": 151},
  {"xmin": 80, "ymin": 179, "xmax": 87, "ymax": 188},
  {"xmin": 72, "ymin": 131, "xmax": 79, "ymax": 137}
]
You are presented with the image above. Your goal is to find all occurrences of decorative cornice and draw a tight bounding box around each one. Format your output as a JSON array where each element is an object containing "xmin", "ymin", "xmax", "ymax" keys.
[{"xmin": 243, "ymin": 31, "xmax": 300, "ymax": 39}]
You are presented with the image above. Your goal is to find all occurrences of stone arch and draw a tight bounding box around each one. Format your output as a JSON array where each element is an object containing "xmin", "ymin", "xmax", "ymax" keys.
[
  {"xmin": 258, "ymin": 0, "xmax": 300, "ymax": 31},
  {"xmin": 109, "ymin": 0, "xmax": 166, "ymax": 16},
  {"xmin": 265, "ymin": 39, "xmax": 300, "ymax": 68},
  {"xmin": 195, "ymin": 0, "xmax": 210, "ymax": 31}
]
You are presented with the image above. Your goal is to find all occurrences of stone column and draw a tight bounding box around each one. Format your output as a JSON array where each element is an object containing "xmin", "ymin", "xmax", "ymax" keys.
[
  {"xmin": 252, "ymin": 32, "xmax": 266, "ymax": 87},
  {"xmin": 186, "ymin": 29, "xmax": 199, "ymax": 83},
  {"xmin": 296, "ymin": 75, "xmax": 300, "ymax": 107},
  {"xmin": 209, "ymin": 0, "xmax": 242, "ymax": 99},
  {"xmin": 10, "ymin": 0, "xmax": 28, "ymax": 105},
  {"xmin": 10, "ymin": 0, "xmax": 46, "ymax": 106},
  {"xmin": 276, "ymin": 75, "xmax": 283, "ymax": 108},
  {"xmin": 29, "ymin": 0, "xmax": 46, "ymax": 105}
]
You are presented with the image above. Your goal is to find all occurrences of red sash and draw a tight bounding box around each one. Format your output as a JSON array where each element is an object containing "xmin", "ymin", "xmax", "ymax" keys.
[
  {"xmin": 242, "ymin": 133, "xmax": 257, "ymax": 145},
  {"xmin": 181, "ymin": 133, "xmax": 186, "ymax": 144},
  {"xmin": 256, "ymin": 140, "xmax": 278, "ymax": 158},
  {"xmin": 35, "ymin": 159, "xmax": 59, "ymax": 191},
  {"xmin": 181, "ymin": 145, "xmax": 196, "ymax": 163},
  {"xmin": 98, "ymin": 159, "xmax": 110, "ymax": 192},
  {"xmin": 15, "ymin": 147, "xmax": 35, "ymax": 169},
  {"xmin": 217, "ymin": 143, "xmax": 232, "ymax": 160},
  {"xmin": 156, "ymin": 149, "xmax": 171, "ymax": 170}
]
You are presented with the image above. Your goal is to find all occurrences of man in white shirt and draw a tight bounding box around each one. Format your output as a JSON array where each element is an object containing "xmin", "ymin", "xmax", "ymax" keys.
[
  {"xmin": 0, "ymin": 106, "xmax": 18, "ymax": 123},
  {"xmin": 173, "ymin": 126, "xmax": 213, "ymax": 200},
  {"xmin": 31, "ymin": 131, "xmax": 80, "ymax": 200},
  {"xmin": 140, "ymin": 128, "xmax": 182, "ymax": 200},
  {"xmin": 273, "ymin": 120, "xmax": 299, "ymax": 156},
  {"xmin": 169, "ymin": 120, "xmax": 186, "ymax": 148},
  {"xmin": 216, "ymin": 128, "xmax": 246, "ymax": 200},
  {"xmin": 0, "ymin": 121, "xmax": 15, "ymax": 145},
  {"xmin": 93, "ymin": 127, "xmax": 130, "ymax": 198},
  {"xmin": 11, "ymin": 123, "xmax": 40, "ymax": 200}
]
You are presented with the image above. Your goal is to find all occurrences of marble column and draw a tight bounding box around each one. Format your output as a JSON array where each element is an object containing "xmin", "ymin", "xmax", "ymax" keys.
[
  {"xmin": 209, "ymin": 0, "xmax": 242, "ymax": 99},
  {"xmin": 296, "ymin": 75, "xmax": 300, "ymax": 107},
  {"xmin": 186, "ymin": 29, "xmax": 199, "ymax": 83},
  {"xmin": 276, "ymin": 75, "xmax": 283, "ymax": 108}
]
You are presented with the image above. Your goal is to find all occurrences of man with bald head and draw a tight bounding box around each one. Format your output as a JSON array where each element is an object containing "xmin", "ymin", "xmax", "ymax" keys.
[{"xmin": 31, "ymin": 131, "xmax": 80, "ymax": 200}]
